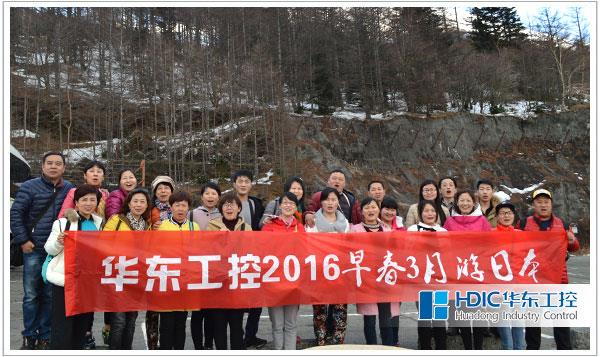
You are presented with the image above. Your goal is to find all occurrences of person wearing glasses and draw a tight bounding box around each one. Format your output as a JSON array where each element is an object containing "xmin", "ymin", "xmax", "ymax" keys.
[
  {"xmin": 494, "ymin": 201, "xmax": 525, "ymax": 350},
  {"xmin": 207, "ymin": 193, "xmax": 252, "ymax": 349},
  {"xmin": 404, "ymin": 179, "xmax": 449, "ymax": 228}
]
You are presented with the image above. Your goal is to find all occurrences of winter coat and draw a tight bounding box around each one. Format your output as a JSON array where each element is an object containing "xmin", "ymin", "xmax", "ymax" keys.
[
  {"xmin": 207, "ymin": 217, "xmax": 252, "ymax": 232},
  {"xmin": 103, "ymin": 214, "xmax": 151, "ymax": 231},
  {"xmin": 384, "ymin": 216, "xmax": 406, "ymax": 231},
  {"xmin": 58, "ymin": 187, "xmax": 109, "ymax": 219},
  {"xmin": 158, "ymin": 217, "xmax": 200, "ymax": 231},
  {"xmin": 308, "ymin": 189, "xmax": 361, "ymax": 224},
  {"xmin": 44, "ymin": 213, "xmax": 103, "ymax": 287},
  {"xmin": 479, "ymin": 195, "xmax": 501, "ymax": 228},
  {"xmin": 519, "ymin": 214, "xmax": 580, "ymax": 284},
  {"xmin": 350, "ymin": 223, "xmax": 400, "ymax": 317},
  {"xmin": 105, "ymin": 188, "xmax": 129, "ymax": 219},
  {"xmin": 239, "ymin": 196, "xmax": 264, "ymax": 231},
  {"xmin": 404, "ymin": 203, "xmax": 450, "ymax": 229},
  {"xmin": 495, "ymin": 224, "xmax": 519, "ymax": 232},
  {"xmin": 305, "ymin": 209, "xmax": 349, "ymax": 233},
  {"xmin": 259, "ymin": 197, "xmax": 304, "ymax": 228},
  {"xmin": 442, "ymin": 207, "xmax": 492, "ymax": 232},
  {"xmin": 10, "ymin": 175, "xmax": 74, "ymax": 248},
  {"xmin": 261, "ymin": 216, "xmax": 305, "ymax": 232},
  {"xmin": 192, "ymin": 206, "xmax": 221, "ymax": 230}
]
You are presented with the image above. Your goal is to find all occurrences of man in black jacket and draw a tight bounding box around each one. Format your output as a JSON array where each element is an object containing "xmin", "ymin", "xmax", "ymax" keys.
[
  {"xmin": 10, "ymin": 152, "xmax": 73, "ymax": 349},
  {"xmin": 231, "ymin": 170, "xmax": 266, "ymax": 348}
]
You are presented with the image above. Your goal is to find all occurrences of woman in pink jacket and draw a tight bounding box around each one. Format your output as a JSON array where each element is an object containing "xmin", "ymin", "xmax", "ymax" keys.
[
  {"xmin": 442, "ymin": 189, "xmax": 491, "ymax": 350},
  {"xmin": 351, "ymin": 197, "xmax": 400, "ymax": 346},
  {"xmin": 58, "ymin": 160, "xmax": 109, "ymax": 219}
]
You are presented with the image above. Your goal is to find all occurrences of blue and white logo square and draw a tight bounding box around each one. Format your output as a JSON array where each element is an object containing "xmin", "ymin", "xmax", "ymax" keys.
[{"xmin": 419, "ymin": 290, "xmax": 449, "ymax": 320}]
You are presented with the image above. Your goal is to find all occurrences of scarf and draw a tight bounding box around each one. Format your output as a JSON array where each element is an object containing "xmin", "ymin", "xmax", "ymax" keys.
[
  {"xmin": 314, "ymin": 209, "xmax": 348, "ymax": 233},
  {"xmin": 155, "ymin": 199, "xmax": 172, "ymax": 221},
  {"xmin": 126, "ymin": 212, "xmax": 147, "ymax": 231},
  {"xmin": 362, "ymin": 222, "xmax": 383, "ymax": 232}
]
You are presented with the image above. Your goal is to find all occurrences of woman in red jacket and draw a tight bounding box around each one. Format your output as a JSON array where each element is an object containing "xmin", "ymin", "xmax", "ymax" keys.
[{"xmin": 262, "ymin": 192, "xmax": 304, "ymax": 350}]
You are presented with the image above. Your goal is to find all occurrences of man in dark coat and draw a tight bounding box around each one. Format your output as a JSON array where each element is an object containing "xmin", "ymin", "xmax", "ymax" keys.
[{"xmin": 10, "ymin": 152, "xmax": 73, "ymax": 349}]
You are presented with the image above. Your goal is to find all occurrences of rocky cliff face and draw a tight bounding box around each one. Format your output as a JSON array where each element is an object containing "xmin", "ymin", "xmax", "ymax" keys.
[{"xmin": 293, "ymin": 110, "xmax": 590, "ymax": 248}]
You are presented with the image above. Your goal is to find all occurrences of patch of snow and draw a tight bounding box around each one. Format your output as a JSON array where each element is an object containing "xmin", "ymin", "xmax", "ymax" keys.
[
  {"xmin": 333, "ymin": 110, "xmax": 366, "ymax": 120},
  {"xmin": 256, "ymin": 169, "xmax": 274, "ymax": 185},
  {"xmin": 500, "ymin": 182, "xmax": 544, "ymax": 195},
  {"xmin": 63, "ymin": 139, "xmax": 122, "ymax": 164},
  {"xmin": 11, "ymin": 129, "xmax": 39, "ymax": 138},
  {"xmin": 494, "ymin": 191, "xmax": 511, "ymax": 203},
  {"xmin": 470, "ymin": 102, "xmax": 490, "ymax": 115}
]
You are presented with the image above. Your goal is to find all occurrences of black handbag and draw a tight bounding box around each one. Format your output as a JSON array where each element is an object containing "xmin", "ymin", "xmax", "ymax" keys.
[
  {"xmin": 10, "ymin": 234, "xmax": 23, "ymax": 267},
  {"xmin": 10, "ymin": 190, "xmax": 59, "ymax": 267}
]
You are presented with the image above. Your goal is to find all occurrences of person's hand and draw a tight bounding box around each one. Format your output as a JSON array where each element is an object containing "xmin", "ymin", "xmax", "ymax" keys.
[
  {"xmin": 152, "ymin": 221, "xmax": 162, "ymax": 230},
  {"xmin": 21, "ymin": 241, "xmax": 35, "ymax": 253},
  {"xmin": 262, "ymin": 216, "xmax": 274, "ymax": 225},
  {"xmin": 305, "ymin": 213, "xmax": 315, "ymax": 228},
  {"xmin": 57, "ymin": 232, "xmax": 67, "ymax": 245},
  {"xmin": 567, "ymin": 230, "xmax": 576, "ymax": 245}
]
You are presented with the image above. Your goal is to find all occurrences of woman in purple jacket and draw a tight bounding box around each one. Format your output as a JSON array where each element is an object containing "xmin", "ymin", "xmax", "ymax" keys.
[
  {"xmin": 442, "ymin": 189, "xmax": 491, "ymax": 350},
  {"xmin": 101, "ymin": 168, "xmax": 137, "ymax": 342},
  {"xmin": 105, "ymin": 169, "xmax": 137, "ymax": 218}
]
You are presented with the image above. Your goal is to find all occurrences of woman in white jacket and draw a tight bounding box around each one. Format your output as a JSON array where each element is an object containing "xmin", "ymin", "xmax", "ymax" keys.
[
  {"xmin": 407, "ymin": 200, "xmax": 447, "ymax": 350},
  {"xmin": 44, "ymin": 185, "xmax": 103, "ymax": 349},
  {"xmin": 305, "ymin": 188, "xmax": 350, "ymax": 346}
]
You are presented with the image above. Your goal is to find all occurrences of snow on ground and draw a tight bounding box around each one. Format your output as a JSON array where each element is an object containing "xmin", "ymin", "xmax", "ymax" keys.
[
  {"xmin": 500, "ymin": 182, "xmax": 544, "ymax": 195},
  {"xmin": 256, "ymin": 169, "xmax": 274, "ymax": 185},
  {"xmin": 332, "ymin": 110, "xmax": 392, "ymax": 121},
  {"xmin": 62, "ymin": 139, "xmax": 122, "ymax": 164},
  {"xmin": 11, "ymin": 129, "xmax": 39, "ymax": 138}
]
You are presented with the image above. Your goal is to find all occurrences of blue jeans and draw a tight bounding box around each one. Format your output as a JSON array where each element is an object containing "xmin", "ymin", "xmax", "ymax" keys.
[
  {"xmin": 498, "ymin": 327, "xmax": 525, "ymax": 350},
  {"xmin": 22, "ymin": 249, "xmax": 52, "ymax": 340}
]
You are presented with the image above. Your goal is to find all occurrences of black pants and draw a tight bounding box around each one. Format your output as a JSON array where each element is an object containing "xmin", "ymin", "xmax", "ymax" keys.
[
  {"xmin": 417, "ymin": 321, "xmax": 447, "ymax": 349},
  {"xmin": 363, "ymin": 315, "xmax": 396, "ymax": 346},
  {"xmin": 191, "ymin": 309, "xmax": 215, "ymax": 349},
  {"xmin": 526, "ymin": 327, "xmax": 572, "ymax": 350},
  {"xmin": 50, "ymin": 284, "xmax": 93, "ymax": 349},
  {"xmin": 459, "ymin": 327, "xmax": 485, "ymax": 349},
  {"xmin": 244, "ymin": 307, "xmax": 262, "ymax": 340},
  {"xmin": 159, "ymin": 311, "xmax": 188, "ymax": 350},
  {"xmin": 109, "ymin": 312, "xmax": 138, "ymax": 349},
  {"xmin": 213, "ymin": 309, "xmax": 245, "ymax": 350}
]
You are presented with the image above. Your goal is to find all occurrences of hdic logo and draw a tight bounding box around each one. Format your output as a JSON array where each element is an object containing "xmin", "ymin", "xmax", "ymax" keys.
[{"xmin": 418, "ymin": 290, "xmax": 449, "ymax": 320}]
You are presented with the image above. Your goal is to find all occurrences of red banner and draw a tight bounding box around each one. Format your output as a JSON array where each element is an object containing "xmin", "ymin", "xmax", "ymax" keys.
[{"xmin": 64, "ymin": 231, "xmax": 567, "ymax": 316}]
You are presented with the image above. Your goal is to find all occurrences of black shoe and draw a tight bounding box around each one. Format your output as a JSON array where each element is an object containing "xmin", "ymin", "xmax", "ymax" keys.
[
  {"xmin": 20, "ymin": 337, "xmax": 36, "ymax": 350},
  {"xmin": 36, "ymin": 339, "xmax": 50, "ymax": 350},
  {"xmin": 244, "ymin": 337, "xmax": 267, "ymax": 349},
  {"xmin": 83, "ymin": 334, "xmax": 96, "ymax": 349}
]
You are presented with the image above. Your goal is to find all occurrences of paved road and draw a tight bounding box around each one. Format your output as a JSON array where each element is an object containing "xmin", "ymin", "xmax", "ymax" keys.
[{"xmin": 9, "ymin": 256, "xmax": 590, "ymax": 350}]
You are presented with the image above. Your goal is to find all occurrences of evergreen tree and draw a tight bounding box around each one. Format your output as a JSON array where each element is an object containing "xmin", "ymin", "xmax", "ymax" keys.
[
  {"xmin": 313, "ymin": 52, "xmax": 336, "ymax": 115},
  {"xmin": 469, "ymin": 7, "xmax": 526, "ymax": 52}
]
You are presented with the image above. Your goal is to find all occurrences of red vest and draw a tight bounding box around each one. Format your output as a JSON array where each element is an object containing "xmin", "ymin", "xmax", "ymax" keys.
[
  {"xmin": 523, "ymin": 214, "xmax": 569, "ymax": 283},
  {"xmin": 523, "ymin": 215, "xmax": 565, "ymax": 232}
]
